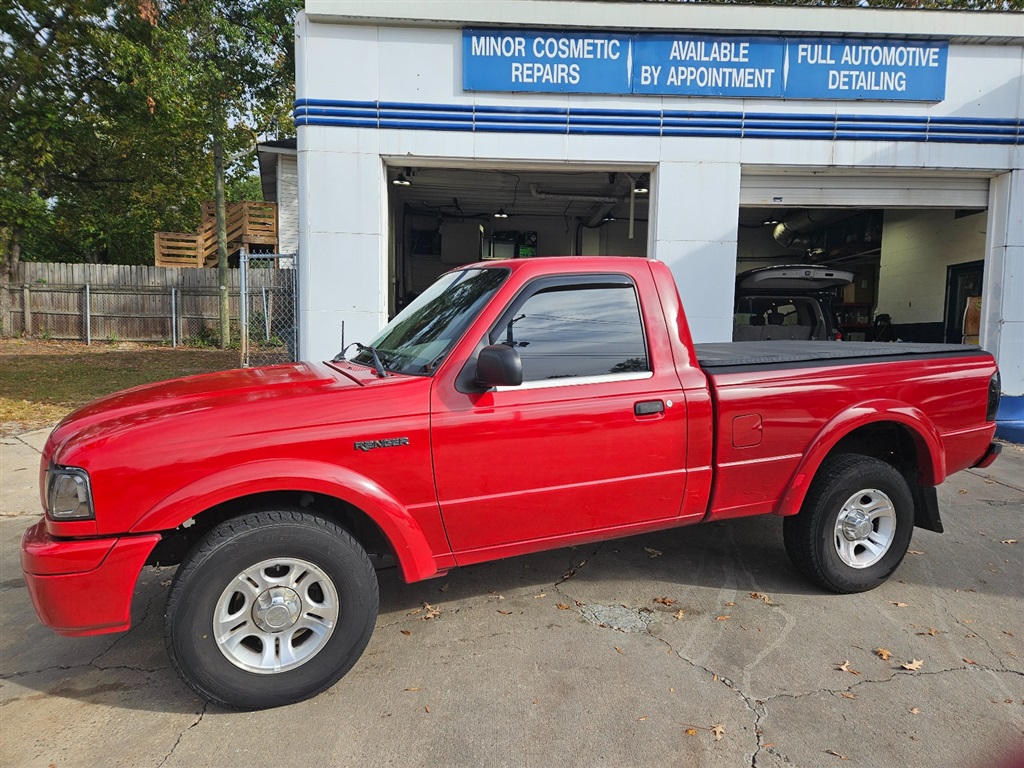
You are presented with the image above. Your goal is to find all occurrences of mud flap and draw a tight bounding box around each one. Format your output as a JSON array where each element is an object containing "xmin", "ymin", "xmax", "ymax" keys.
[{"xmin": 912, "ymin": 484, "xmax": 943, "ymax": 533}]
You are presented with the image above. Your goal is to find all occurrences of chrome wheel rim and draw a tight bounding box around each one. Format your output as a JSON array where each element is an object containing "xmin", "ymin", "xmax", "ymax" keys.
[
  {"xmin": 214, "ymin": 557, "xmax": 339, "ymax": 674},
  {"xmin": 833, "ymin": 489, "xmax": 897, "ymax": 569}
]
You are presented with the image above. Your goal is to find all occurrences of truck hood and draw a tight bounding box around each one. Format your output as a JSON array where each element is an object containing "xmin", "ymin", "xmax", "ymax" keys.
[{"xmin": 47, "ymin": 362, "xmax": 355, "ymax": 462}]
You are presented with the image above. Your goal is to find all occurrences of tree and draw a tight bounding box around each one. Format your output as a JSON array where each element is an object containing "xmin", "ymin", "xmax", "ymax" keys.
[
  {"xmin": 1, "ymin": 1, "xmax": 299, "ymax": 342},
  {"xmin": 152, "ymin": 0, "xmax": 300, "ymax": 347}
]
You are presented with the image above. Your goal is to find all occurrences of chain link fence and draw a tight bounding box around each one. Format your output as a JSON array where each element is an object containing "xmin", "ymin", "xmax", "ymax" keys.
[{"xmin": 240, "ymin": 251, "xmax": 299, "ymax": 367}]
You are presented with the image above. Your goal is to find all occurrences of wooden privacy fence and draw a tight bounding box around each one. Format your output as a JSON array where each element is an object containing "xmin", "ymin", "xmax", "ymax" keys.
[{"xmin": 4, "ymin": 262, "xmax": 295, "ymax": 347}]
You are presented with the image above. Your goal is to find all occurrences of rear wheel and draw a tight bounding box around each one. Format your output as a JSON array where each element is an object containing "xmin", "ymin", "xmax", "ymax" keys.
[
  {"xmin": 783, "ymin": 454, "xmax": 915, "ymax": 593},
  {"xmin": 164, "ymin": 510, "xmax": 378, "ymax": 709}
]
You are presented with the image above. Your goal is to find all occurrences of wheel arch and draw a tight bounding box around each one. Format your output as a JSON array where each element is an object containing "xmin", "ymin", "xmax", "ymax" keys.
[
  {"xmin": 132, "ymin": 459, "xmax": 439, "ymax": 582},
  {"xmin": 775, "ymin": 400, "xmax": 946, "ymax": 519}
]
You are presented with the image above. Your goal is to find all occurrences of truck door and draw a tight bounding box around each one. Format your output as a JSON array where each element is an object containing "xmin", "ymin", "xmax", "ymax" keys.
[{"xmin": 430, "ymin": 273, "xmax": 689, "ymax": 562}]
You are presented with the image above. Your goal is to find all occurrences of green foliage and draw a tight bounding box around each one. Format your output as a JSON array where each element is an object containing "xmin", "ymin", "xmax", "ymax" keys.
[{"xmin": 1, "ymin": 1, "xmax": 301, "ymax": 268}]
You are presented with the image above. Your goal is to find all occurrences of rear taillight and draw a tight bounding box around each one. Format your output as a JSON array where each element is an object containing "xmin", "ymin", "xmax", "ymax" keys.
[{"xmin": 987, "ymin": 370, "xmax": 1001, "ymax": 422}]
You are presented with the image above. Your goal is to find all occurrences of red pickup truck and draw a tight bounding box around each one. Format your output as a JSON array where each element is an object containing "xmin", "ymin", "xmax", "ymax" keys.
[{"xmin": 23, "ymin": 257, "xmax": 1001, "ymax": 710}]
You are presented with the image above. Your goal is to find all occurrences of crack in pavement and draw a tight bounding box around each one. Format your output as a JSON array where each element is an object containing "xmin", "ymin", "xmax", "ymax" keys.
[
  {"xmin": 965, "ymin": 468, "xmax": 1024, "ymax": 493},
  {"xmin": 553, "ymin": 542, "xmax": 605, "ymax": 589},
  {"xmin": 155, "ymin": 700, "xmax": 209, "ymax": 768}
]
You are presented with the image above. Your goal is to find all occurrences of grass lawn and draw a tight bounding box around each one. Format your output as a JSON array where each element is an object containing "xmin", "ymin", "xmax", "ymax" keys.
[{"xmin": 1, "ymin": 339, "xmax": 241, "ymax": 436}]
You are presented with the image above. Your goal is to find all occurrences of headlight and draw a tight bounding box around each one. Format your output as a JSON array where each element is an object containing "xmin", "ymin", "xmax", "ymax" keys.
[{"xmin": 46, "ymin": 467, "xmax": 95, "ymax": 521}]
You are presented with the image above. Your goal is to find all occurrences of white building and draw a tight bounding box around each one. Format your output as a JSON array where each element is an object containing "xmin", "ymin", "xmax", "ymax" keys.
[{"xmin": 291, "ymin": 0, "xmax": 1024, "ymax": 439}]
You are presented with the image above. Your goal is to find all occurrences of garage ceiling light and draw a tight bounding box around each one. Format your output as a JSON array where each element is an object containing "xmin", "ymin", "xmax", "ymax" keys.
[
  {"xmin": 392, "ymin": 172, "xmax": 412, "ymax": 187},
  {"xmin": 493, "ymin": 208, "xmax": 509, "ymax": 219}
]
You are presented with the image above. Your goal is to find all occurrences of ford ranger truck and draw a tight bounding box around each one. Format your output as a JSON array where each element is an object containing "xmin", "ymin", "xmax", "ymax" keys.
[{"xmin": 22, "ymin": 256, "xmax": 1002, "ymax": 710}]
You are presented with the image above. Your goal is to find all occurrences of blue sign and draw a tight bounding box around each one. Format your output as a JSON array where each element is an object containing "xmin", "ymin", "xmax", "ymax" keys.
[
  {"xmin": 462, "ymin": 30, "xmax": 948, "ymax": 102},
  {"xmin": 785, "ymin": 38, "xmax": 947, "ymax": 101},
  {"xmin": 633, "ymin": 35, "xmax": 784, "ymax": 98},
  {"xmin": 463, "ymin": 30, "xmax": 631, "ymax": 94}
]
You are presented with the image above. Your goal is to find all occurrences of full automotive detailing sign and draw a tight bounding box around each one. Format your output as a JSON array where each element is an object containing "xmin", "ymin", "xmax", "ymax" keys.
[{"xmin": 463, "ymin": 30, "xmax": 948, "ymax": 101}]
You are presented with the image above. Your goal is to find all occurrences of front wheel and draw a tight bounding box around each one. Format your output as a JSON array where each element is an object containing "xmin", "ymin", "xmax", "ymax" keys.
[
  {"xmin": 164, "ymin": 510, "xmax": 378, "ymax": 709},
  {"xmin": 783, "ymin": 454, "xmax": 915, "ymax": 593}
]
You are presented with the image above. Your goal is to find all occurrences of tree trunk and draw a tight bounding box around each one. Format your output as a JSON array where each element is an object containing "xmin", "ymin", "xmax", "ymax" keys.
[
  {"xmin": 213, "ymin": 133, "xmax": 230, "ymax": 348},
  {"xmin": 0, "ymin": 226, "xmax": 22, "ymax": 338}
]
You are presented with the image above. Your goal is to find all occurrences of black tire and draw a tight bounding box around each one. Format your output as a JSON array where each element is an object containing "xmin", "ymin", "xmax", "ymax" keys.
[
  {"xmin": 783, "ymin": 454, "xmax": 915, "ymax": 594},
  {"xmin": 164, "ymin": 510, "xmax": 378, "ymax": 709}
]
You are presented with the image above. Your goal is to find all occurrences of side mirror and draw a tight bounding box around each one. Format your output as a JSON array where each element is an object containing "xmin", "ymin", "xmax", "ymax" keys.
[{"xmin": 475, "ymin": 344, "xmax": 523, "ymax": 388}]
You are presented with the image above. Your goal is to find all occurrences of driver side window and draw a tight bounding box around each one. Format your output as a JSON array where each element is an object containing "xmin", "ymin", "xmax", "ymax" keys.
[{"xmin": 490, "ymin": 281, "xmax": 649, "ymax": 382}]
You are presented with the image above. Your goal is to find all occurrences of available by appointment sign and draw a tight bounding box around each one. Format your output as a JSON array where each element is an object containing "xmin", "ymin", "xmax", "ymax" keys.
[{"xmin": 462, "ymin": 30, "xmax": 948, "ymax": 101}]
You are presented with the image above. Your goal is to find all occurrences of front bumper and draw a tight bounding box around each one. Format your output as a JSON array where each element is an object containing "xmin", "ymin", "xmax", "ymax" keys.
[{"xmin": 21, "ymin": 520, "xmax": 161, "ymax": 637}]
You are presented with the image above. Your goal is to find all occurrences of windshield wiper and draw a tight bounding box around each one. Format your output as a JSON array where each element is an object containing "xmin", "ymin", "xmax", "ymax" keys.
[{"xmin": 333, "ymin": 343, "xmax": 390, "ymax": 378}]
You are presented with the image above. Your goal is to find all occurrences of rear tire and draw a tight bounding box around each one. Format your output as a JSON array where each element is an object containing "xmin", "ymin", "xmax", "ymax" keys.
[
  {"xmin": 164, "ymin": 510, "xmax": 378, "ymax": 709},
  {"xmin": 783, "ymin": 454, "xmax": 914, "ymax": 593}
]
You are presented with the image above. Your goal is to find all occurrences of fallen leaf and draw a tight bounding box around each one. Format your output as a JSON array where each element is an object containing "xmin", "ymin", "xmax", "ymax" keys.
[
  {"xmin": 840, "ymin": 692, "xmax": 856, "ymax": 699},
  {"xmin": 908, "ymin": 550, "xmax": 924, "ymax": 555},
  {"xmin": 673, "ymin": 609, "xmax": 686, "ymax": 621},
  {"xmin": 574, "ymin": 600, "xmax": 584, "ymax": 607},
  {"xmin": 964, "ymin": 658, "xmax": 977, "ymax": 665},
  {"xmin": 711, "ymin": 724, "xmax": 725, "ymax": 741},
  {"xmin": 901, "ymin": 659, "xmax": 925, "ymax": 671},
  {"xmin": 1003, "ymin": 631, "xmax": 1015, "ymax": 637},
  {"xmin": 404, "ymin": 686, "xmax": 420, "ymax": 691},
  {"xmin": 408, "ymin": 607, "xmax": 422, "ymax": 615},
  {"xmin": 614, "ymin": 646, "xmax": 624, "ymax": 655},
  {"xmin": 439, "ymin": 583, "xmax": 449, "ymax": 592},
  {"xmin": 421, "ymin": 602, "xmax": 441, "ymax": 620},
  {"xmin": 712, "ymin": 674, "xmax": 718, "ymax": 682},
  {"xmin": 916, "ymin": 627, "xmax": 941, "ymax": 636},
  {"xmin": 497, "ymin": 610, "xmax": 512, "ymax": 615},
  {"xmin": 715, "ymin": 615, "xmax": 731, "ymax": 621},
  {"xmin": 424, "ymin": 706, "xmax": 430, "ymax": 713},
  {"xmin": 160, "ymin": 579, "xmax": 172, "ymax": 587},
  {"xmin": 889, "ymin": 601, "xmax": 910, "ymax": 607},
  {"xmin": 1001, "ymin": 539, "xmax": 1018, "ymax": 544},
  {"xmin": 400, "ymin": 629, "xmax": 411, "ymax": 636},
  {"xmin": 750, "ymin": 592, "xmax": 774, "ymax": 604},
  {"xmin": 490, "ymin": 591, "xmax": 506, "ymax": 600},
  {"xmin": 836, "ymin": 660, "xmax": 861, "ymax": 676},
  {"xmin": 654, "ymin": 596, "xmax": 678, "ymax": 606},
  {"xmin": 910, "ymin": 707, "xmax": 920, "ymax": 715},
  {"xmin": 958, "ymin": 489, "xmax": 968, "ymax": 494},
  {"xmin": 826, "ymin": 748, "xmax": 850, "ymax": 760},
  {"xmin": 685, "ymin": 728, "xmax": 698, "ymax": 736},
  {"xmin": 725, "ymin": 602, "xmax": 736, "ymax": 607},
  {"xmin": 637, "ymin": 716, "xmax": 648, "ymax": 721},
  {"xmin": 875, "ymin": 648, "xmax": 893, "ymax": 660},
  {"xmin": 534, "ymin": 593, "xmax": 547, "ymax": 599},
  {"xmin": 644, "ymin": 547, "xmax": 662, "ymax": 558}
]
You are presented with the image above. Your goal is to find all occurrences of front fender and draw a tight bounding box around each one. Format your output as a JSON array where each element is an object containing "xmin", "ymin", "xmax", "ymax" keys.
[
  {"xmin": 775, "ymin": 399, "xmax": 945, "ymax": 518},
  {"xmin": 129, "ymin": 459, "xmax": 439, "ymax": 582}
]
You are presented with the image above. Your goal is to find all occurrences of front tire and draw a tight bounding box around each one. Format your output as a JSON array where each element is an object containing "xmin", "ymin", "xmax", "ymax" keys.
[
  {"xmin": 164, "ymin": 510, "xmax": 378, "ymax": 709},
  {"xmin": 783, "ymin": 454, "xmax": 915, "ymax": 593}
]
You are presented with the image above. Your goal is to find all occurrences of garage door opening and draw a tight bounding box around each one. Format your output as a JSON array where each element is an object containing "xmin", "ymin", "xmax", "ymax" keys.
[
  {"xmin": 737, "ymin": 170, "xmax": 991, "ymax": 344},
  {"xmin": 386, "ymin": 165, "xmax": 651, "ymax": 317},
  {"xmin": 737, "ymin": 206, "xmax": 989, "ymax": 343}
]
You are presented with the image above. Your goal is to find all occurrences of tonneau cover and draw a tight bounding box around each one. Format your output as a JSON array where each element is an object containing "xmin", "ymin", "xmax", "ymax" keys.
[{"xmin": 696, "ymin": 341, "xmax": 984, "ymax": 371}]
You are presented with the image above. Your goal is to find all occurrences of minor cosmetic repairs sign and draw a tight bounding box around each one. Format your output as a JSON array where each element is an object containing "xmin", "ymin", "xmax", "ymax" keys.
[{"xmin": 462, "ymin": 29, "xmax": 947, "ymax": 101}]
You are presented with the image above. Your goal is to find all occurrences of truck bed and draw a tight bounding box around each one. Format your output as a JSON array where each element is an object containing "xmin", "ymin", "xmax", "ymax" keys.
[{"xmin": 695, "ymin": 341, "xmax": 983, "ymax": 373}]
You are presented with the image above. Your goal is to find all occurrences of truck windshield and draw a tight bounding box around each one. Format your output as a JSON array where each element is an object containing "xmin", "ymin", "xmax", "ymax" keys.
[{"xmin": 350, "ymin": 267, "xmax": 509, "ymax": 376}]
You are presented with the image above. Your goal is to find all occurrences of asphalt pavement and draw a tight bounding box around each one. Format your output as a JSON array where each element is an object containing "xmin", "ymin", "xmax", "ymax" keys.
[{"xmin": 1, "ymin": 428, "xmax": 1022, "ymax": 767}]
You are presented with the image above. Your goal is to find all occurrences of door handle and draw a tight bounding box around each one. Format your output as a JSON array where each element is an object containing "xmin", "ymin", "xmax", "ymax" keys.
[{"xmin": 634, "ymin": 400, "xmax": 664, "ymax": 416}]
